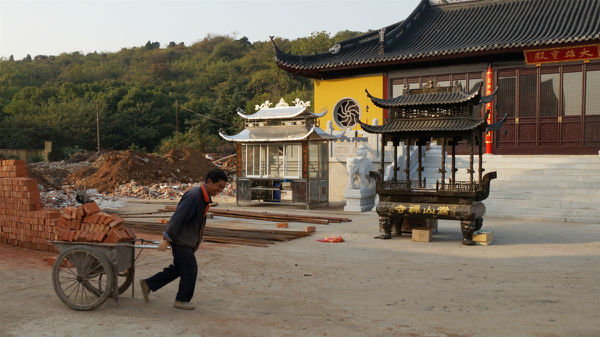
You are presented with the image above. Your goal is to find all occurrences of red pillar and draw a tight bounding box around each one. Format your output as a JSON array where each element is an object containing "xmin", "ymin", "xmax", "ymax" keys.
[
  {"xmin": 485, "ymin": 64, "xmax": 494, "ymax": 154},
  {"xmin": 383, "ymin": 72, "xmax": 389, "ymax": 122}
]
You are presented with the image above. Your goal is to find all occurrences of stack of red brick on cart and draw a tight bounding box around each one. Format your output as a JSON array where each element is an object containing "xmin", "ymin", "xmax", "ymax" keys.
[
  {"xmin": 0, "ymin": 159, "xmax": 135, "ymax": 253},
  {"xmin": 56, "ymin": 202, "xmax": 135, "ymax": 244}
]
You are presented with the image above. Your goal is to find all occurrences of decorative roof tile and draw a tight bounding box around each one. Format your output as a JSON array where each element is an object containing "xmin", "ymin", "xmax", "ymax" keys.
[
  {"xmin": 366, "ymin": 88, "xmax": 480, "ymax": 108},
  {"xmin": 219, "ymin": 125, "xmax": 340, "ymax": 143},
  {"xmin": 358, "ymin": 117, "xmax": 486, "ymax": 134}
]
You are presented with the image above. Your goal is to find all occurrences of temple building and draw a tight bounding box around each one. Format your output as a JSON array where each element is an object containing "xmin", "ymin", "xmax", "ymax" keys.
[{"xmin": 273, "ymin": 0, "xmax": 600, "ymax": 155}]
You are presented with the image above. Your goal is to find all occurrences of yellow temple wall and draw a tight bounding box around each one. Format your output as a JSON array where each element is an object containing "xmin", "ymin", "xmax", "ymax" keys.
[{"xmin": 313, "ymin": 74, "xmax": 384, "ymax": 131}]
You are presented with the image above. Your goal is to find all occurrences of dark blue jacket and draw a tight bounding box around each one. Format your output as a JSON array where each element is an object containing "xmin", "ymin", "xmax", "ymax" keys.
[{"xmin": 164, "ymin": 185, "xmax": 211, "ymax": 250}]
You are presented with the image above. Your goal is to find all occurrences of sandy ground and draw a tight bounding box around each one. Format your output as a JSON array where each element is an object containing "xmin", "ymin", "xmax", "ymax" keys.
[{"xmin": 0, "ymin": 199, "xmax": 599, "ymax": 337}]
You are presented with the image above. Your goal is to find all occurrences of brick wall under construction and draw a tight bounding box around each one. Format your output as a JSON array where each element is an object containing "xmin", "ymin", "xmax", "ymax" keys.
[{"xmin": 0, "ymin": 159, "xmax": 60, "ymax": 252}]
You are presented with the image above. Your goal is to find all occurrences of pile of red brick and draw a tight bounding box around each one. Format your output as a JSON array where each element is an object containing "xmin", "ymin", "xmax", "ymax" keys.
[
  {"xmin": 0, "ymin": 160, "xmax": 60, "ymax": 251},
  {"xmin": 56, "ymin": 201, "xmax": 134, "ymax": 243}
]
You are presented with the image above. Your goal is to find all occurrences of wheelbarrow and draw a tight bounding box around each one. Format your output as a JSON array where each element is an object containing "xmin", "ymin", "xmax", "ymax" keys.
[{"xmin": 49, "ymin": 238, "xmax": 162, "ymax": 311}]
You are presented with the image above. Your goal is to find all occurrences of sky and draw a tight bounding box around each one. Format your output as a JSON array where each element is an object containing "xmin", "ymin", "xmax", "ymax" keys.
[{"xmin": 0, "ymin": 0, "xmax": 421, "ymax": 60}]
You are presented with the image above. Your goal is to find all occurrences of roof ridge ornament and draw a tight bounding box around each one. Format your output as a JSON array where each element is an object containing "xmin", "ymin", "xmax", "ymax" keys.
[
  {"xmin": 255, "ymin": 100, "xmax": 272, "ymax": 111},
  {"xmin": 378, "ymin": 28, "xmax": 386, "ymax": 55},
  {"xmin": 275, "ymin": 98, "xmax": 289, "ymax": 108},
  {"xmin": 292, "ymin": 98, "xmax": 311, "ymax": 107},
  {"xmin": 329, "ymin": 44, "xmax": 341, "ymax": 54}
]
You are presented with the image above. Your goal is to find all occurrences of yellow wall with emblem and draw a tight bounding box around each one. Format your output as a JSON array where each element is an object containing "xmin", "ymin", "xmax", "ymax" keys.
[{"xmin": 313, "ymin": 74, "xmax": 384, "ymax": 131}]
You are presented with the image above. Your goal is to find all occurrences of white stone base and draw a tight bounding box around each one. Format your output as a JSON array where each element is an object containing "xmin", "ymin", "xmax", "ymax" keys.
[{"xmin": 344, "ymin": 188, "xmax": 376, "ymax": 212}]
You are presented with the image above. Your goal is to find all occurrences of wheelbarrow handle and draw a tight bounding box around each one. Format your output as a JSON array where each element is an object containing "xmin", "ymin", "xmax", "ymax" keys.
[{"xmin": 134, "ymin": 244, "xmax": 171, "ymax": 249}]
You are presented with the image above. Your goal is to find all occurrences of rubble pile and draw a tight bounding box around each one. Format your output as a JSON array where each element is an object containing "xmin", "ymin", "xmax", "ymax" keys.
[
  {"xmin": 162, "ymin": 147, "xmax": 219, "ymax": 181},
  {"xmin": 40, "ymin": 189, "xmax": 125, "ymax": 210},
  {"xmin": 26, "ymin": 147, "xmax": 235, "ymax": 205},
  {"xmin": 28, "ymin": 160, "xmax": 91, "ymax": 190},
  {"xmin": 62, "ymin": 147, "xmax": 221, "ymax": 193},
  {"xmin": 107, "ymin": 179, "xmax": 236, "ymax": 200},
  {"xmin": 63, "ymin": 150, "xmax": 181, "ymax": 192},
  {"xmin": 108, "ymin": 182, "xmax": 199, "ymax": 200}
]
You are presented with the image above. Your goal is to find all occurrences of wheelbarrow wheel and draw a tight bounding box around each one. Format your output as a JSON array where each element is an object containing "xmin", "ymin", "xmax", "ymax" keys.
[
  {"xmin": 52, "ymin": 246, "xmax": 113, "ymax": 311},
  {"xmin": 83, "ymin": 267, "xmax": 133, "ymax": 297},
  {"xmin": 116, "ymin": 267, "xmax": 134, "ymax": 295}
]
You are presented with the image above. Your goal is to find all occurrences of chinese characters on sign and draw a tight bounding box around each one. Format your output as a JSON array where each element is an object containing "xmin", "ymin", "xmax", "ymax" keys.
[
  {"xmin": 393, "ymin": 203, "xmax": 456, "ymax": 217},
  {"xmin": 524, "ymin": 44, "xmax": 600, "ymax": 64}
]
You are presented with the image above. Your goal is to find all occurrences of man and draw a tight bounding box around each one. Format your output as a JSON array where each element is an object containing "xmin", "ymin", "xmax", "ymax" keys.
[{"xmin": 140, "ymin": 169, "xmax": 228, "ymax": 310}]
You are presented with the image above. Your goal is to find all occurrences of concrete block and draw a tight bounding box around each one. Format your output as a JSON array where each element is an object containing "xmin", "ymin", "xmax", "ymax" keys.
[
  {"xmin": 473, "ymin": 230, "xmax": 493, "ymax": 245},
  {"xmin": 411, "ymin": 227, "xmax": 432, "ymax": 242}
]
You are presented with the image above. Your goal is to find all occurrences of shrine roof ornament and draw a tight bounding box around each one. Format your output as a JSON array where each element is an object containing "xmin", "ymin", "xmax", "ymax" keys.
[
  {"xmin": 272, "ymin": 0, "xmax": 600, "ymax": 77},
  {"xmin": 237, "ymin": 98, "xmax": 326, "ymax": 120}
]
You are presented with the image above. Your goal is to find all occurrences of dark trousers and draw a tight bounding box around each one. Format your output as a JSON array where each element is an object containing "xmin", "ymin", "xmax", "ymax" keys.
[{"xmin": 145, "ymin": 244, "xmax": 198, "ymax": 303}]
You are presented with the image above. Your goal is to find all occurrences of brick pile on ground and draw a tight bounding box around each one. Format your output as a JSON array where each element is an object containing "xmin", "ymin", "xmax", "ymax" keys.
[
  {"xmin": 55, "ymin": 201, "xmax": 135, "ymax": 243},
  {"xmin": 0, "ymin": 159, "xmax": 60, "ymax": 252}
]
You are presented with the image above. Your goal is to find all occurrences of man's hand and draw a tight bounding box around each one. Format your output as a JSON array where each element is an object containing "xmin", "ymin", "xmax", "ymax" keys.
[{"xmin": 157, "ymin": 239, "xmax": 170, "ymax": 252}]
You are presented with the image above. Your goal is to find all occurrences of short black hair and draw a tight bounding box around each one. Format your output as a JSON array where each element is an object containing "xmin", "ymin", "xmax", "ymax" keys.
[{"xmin": 206, "ymin": 169, "xmax": 228, "ymax": 184}]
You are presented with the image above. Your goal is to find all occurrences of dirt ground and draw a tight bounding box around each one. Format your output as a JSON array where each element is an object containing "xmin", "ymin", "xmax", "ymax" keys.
[{"xmin": 0, "ymin": 199, "xmax": 599, "ymax": 337}]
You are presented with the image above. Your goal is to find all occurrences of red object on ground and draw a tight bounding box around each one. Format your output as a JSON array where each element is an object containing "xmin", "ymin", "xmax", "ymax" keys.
[{"xmin": 317, "ymin": 236, "xmax": 344, "ymax": 243}]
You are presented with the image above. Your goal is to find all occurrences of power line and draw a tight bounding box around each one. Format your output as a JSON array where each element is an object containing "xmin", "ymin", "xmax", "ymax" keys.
[
  {"xmin": 179, "ymin": 106, "xmax": 234, "ymax": 126},
  {"xmin": 109, "ymin": 109, "xmax": 172, "ymax": 149}
]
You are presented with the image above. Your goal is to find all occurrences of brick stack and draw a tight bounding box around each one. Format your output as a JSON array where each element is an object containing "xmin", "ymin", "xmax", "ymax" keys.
[
  {"xmin": 0, "ymin": 159, "xmax": 60, "ymax": 251},
  {"xmin": 55, "ymin": 201, "xmax": 135, "ymax": 243}
]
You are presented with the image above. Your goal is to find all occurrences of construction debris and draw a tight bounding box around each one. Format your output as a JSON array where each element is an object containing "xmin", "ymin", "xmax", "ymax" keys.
[
  {"xmin": 125, "ymin": 221, "xmax": 312, "ymax": 247},
  {"xmin": 40, "ymin": 189, "xmax": 125, "ymax": 209}
]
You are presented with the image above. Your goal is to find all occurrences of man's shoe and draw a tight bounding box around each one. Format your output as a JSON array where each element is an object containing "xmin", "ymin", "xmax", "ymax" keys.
[
  {"xmin": 174, "ymin": 301, "xmax": 195, "ymax": 310},
  {"xmin": 139, "ymin": 279, "xmax": 150, "ymax": 303}
]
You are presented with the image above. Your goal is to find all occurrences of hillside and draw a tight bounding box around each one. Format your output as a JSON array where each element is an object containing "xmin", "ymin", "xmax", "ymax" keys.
[{"xmin": 0, "ymin": 31, "xmax": 362, "ymax": 160}]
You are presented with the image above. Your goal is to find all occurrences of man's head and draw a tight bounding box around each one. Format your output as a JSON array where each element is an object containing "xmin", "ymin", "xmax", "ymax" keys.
[{"xmin": 205, "ymin": 169, "xmax": 228, "ymax": 196}]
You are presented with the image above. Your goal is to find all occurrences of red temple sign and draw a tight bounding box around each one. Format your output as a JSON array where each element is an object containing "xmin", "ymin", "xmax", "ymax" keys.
[{"xmin": 524, "ymin": 44, "xmax": 600, "ymax": 64}]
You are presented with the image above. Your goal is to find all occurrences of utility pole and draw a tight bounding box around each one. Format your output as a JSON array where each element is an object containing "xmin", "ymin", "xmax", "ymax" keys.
[
  {"xmin": 175, "ymin": 99, "xmax": 179, "ymax": 148},
  {"xmin": 95, "ymin": 102, "xmax": 100, "ymax": 153}
]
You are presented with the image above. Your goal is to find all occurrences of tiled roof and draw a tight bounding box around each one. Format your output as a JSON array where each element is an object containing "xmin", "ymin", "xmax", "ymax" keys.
[
  {"xmin": 274, "ymin": 0, "xmax": 600, "ymax": 75},
  {"xmin": 358, "ymin": 117, "xmax": 486, "ymax": 134},
  {"xmin": 238, "ymin": 106, "xmax": 326, "ymax": 120},
  {"xmin": 366, "ymin": 88, "xmax": 480, "ymax": 108},
  {"xmin": 219, "ymin": 125, "xmax": 340, "ymax": 143}
]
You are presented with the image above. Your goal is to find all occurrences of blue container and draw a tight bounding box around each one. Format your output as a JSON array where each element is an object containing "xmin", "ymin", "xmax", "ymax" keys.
[{"xmin": 272, "ymin": 182, "xmax": 281, "ymax": 201}]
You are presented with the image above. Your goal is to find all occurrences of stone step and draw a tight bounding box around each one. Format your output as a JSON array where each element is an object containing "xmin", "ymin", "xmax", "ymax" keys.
[
  {"xmin": 484, "ymin": 198, "xmax": 600, "ymax": 210},
  {"xmin": 489, "ymin": 180, "xmax": 599, "ymax": 190},
  {"xmin": 423, "ymin": 159, "xmax": 600, "ymax": 170},
  {"xmin": 483, "ymin": 212, "xmax": 600, "ymax": 223},
  {"xmin": 486, "ymin": 192, "xmax": 598, "ymax": 201},
  {"xmin": 483, "ymin": 204, "xmax": 600, "ymax": 219}
]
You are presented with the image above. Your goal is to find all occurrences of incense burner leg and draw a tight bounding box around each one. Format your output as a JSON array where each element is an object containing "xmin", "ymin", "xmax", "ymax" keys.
[
  {"xmin": 378, "ymin": 215, "xmax": 392, "ymax": 239},
  {"xmin": 461, "ymin": 220, "xmax": 476, "ymax": 246},
  {"xmin": 474, "ymin": 217, "xmax": 483, "ymax": 232},
  {"xmin": 393, "ymin": 216, "xmax": 403, "ymax": 237}
]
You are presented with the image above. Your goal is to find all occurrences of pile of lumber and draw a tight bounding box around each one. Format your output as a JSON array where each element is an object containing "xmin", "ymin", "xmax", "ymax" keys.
[
  {"xmin": 126, "ymin": 220, "xmax": 312, "ymax": 247},
  {"xmin": 56, "ymin": 201, "xmax": 135, "ymax": 243},
  {"xmin": 163, "ymin": 206, "xmax": 351, "ymax": 225}
]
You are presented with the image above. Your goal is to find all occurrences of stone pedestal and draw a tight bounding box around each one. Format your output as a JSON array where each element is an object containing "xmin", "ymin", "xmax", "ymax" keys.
[
  {"xmin": 343, "ymin": 144, "xmax": 376, "ymax": 212},
  {"xmin": 344, "ymin": 186, "xmax": 376, "ymax": 212}
]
